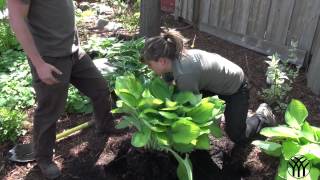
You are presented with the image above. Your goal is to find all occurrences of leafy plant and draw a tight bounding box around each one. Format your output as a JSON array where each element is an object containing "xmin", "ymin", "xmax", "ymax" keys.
[
  {"xmin": 0, "ymin": 21, "xmax": 19, "ymax": 54},
  {"xmin": 252, "ymin": 99, "xmax": 320, "ymax": 180},
  {"xmin": 65, "ymin": 86, "xmax": 93, "ymax": 114},
  {"xmin": 112, "ymin": 74, "xmax": 225, "ymax": 180},
  {"xmin": 259, "ymin": 51, "xmax": 299, "ymax": 112},
  {"xmin": 0, "ymin": 50, "xmax": 34, "ymax": 110},
  {"xmin": 84, "ymin": 36, "xmax": 153, "ymax": 90},
  {"xmin": 0, "ymin": 107, "xmax": 26, "ymax": 143}
]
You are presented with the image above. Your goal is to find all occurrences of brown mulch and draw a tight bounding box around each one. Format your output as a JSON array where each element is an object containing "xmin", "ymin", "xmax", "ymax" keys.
[{"xmin": 1, "ymin": 14, "xmax": 319, "ymax": 180}]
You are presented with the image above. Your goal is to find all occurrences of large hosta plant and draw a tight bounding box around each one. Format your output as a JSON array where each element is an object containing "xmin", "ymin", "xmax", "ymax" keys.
[
  {"xmin": 112, "ymin": 74, "xmax": 225, "ymax": 180},
  {"xmin": 252, "ymin": 99, "xmax": 320, "ymax": 180}
]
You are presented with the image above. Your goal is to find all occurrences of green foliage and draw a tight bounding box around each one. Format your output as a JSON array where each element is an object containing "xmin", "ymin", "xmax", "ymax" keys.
[
  {"xmin": 65, "ymin": 86, "xmax": 93, "ymax": 114},
  {"xmin": 259, "ymin": 50, "xmax": 299, "ymax": 112},
  {"xmin": 0, "ymin": 50, "xmax": 34, "ymax": 110},
  {"xmin": 0, "ymin": 107, "xmax": 26, "ymax": 143},
  {"xmin": 83, "ymin": 36, "xmax": 153, "ymax": 90},
  {"xmin": 111, "ymin": 0, "xmax": 140, "ymax": 32},
  {"xmin": 0, "ymin": 21, "xmax": 19, "ymax": 54},
  {"xmin": 112, "ymin": 74, "xmax": 225, "ymax": 180},
  {"xmin": 252, "ymin": 99, "xmax": 320, "ymax": 180}
]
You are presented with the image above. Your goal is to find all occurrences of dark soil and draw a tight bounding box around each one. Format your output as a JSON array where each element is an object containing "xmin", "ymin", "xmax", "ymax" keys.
[{"xmin": 1, "ymin": 14, "xmax": 319, "ymax": 180}]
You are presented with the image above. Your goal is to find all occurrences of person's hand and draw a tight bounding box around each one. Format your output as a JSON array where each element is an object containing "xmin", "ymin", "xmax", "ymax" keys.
[{"xmin": 35, "ymin": 62, "xmax": 63, "ymax": 85}]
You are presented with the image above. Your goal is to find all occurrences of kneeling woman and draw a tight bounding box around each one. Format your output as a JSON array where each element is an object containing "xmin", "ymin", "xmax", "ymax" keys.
[{"xmin": 141, "ymin": 31, "xmax": 275, "ymax": 144}]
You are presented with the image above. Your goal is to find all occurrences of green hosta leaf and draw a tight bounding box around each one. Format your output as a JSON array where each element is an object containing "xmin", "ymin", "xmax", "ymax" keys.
[
  {"xmin": 209, "ymin": 122, "xmax": 222, "ymax": 138},
  {"xmin": 304, "ymin": 167, "xmax": 320, "ymax": 180},
  {"xmin": 173, "ymin": 143, "xmax": 194, "ymax": 153},
  {"xmin": 177, "ymin": 156, "xmax": 193, "ymax": 180},
  {"xmin": 131, "ymin": 126, "xmax": 151, "ymax": 147},
  {"xmin": 115, "ymin": 90, "xmax": 138, "ymax": 107},
  {"xmin": 195, "ymin": 134, "xmax": 210, "ymax": 150},
  {"xmin": 276, "ymin": 158, "xmax": 287, "ymax": 180},
  {"xmin": 260, "ymin": 126, "xmax": 301, "ymax": 139},
  {"xmin": 138, "ymin": 97, "xmax": 163, "ymax": 109},
  {"xmin": 112, "ymin": 100, "xmax": 136, "ymax": 115},
  {"xmin": 115, "ymin": 116, "xmax": 133, "ymax": 129},
  {"xmin": 299, "ymin": 144, "xmax": 320, "ymax": 164},
  {"xmin": 208, "ymin": 96, "xmax": 225, "ymax": 117},
  {"xmin": 165, "ymin": 99, "xmax": 178, "ymax": 107},
  {"xmin": 282, "ymin": 141, "xmax": 300, "ymax": 160},
  {"xmin": 285, "ymin": 99, "xmax": 308, "ymax": 130},
  {"xmin": 311, "ymin": 126, "xmax": 320, "ymax": 142},
  {"xmin": 301, "ymin": 122, "xmax": 317, "ymax": 143},
  {"xmin": 149, "ymin": 119, "xmax": 171, "ymax": 126},
  {"xmin": 174, "ymin": 91, "xmax": 202, "ymax": 105},
  {"xmin": 159, "ymin": 111, "xmax": 178, "ymax": 119},
  {"xmin": 187, "ymin": 99, "xmax": 214, "ymax": 124},
  {"xmin": 115, "ymin": 74, "xmax": 144, "ymax": 99},
  {"xmin": 155, "ymin": 132, "xmax": 170, "ymax": 146},
  {"xmin": 252, "ymin": 140, "xmax": 282, "ymax": 157},
  {"xmin": 149, "ymin": 77, "xmax": 173, "ymax": 101},
  {"xmin": 165, "ymin": 148, "xmax": 193, "ymax": 180},
  {"xmin": 171, "ymin": 118, "xmax": 201, "ymax": 144}
]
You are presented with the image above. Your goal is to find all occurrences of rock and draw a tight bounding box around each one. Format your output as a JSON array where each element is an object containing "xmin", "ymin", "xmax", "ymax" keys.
[
  {"xmin": 95, "ymin": 18, "xmax": 109, "ymax": 30},
  {"xmin": 93, "ymin": 58, "xmax": 117, "ymax": 76},
  {"xmin": 105, "ymin": 22, "xmax": 122, "ymax": 32},
  {"xmin": 79, "ymin": 2, "xmax": 91, "ymax": 11},
  {"xmin": 97, "ymin": 5, "xmax": 113, "ymax": 15}
]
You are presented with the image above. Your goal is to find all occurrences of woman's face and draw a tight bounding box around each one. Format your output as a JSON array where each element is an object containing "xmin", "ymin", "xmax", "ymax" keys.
[{"xmin": 147, "ymin": 58, "xmax": 170, "ymax": 75}]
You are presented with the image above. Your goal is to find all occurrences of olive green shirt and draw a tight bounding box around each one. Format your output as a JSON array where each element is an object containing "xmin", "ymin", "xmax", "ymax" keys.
[
  {"xmin": 172, "ymin": 49, "xmax": 244, "ymax": 95},
  {"xmin": 22, "ymin": 0, "xmax": 78, "ymax": 57}
]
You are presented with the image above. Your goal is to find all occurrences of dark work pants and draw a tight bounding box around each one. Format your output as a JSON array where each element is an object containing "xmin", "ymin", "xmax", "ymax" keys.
[
  {"xmin": 28, "ymin": 51, "xmax": 112, "ymax": 164},
  {"xmin": 202, "ymin": 80, "xmax": 260, "ymax": 144}
]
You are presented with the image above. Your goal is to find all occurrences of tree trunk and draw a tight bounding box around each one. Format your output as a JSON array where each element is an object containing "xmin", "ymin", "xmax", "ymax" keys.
[{"xmin": 139, "ymin": 0, "xmax": 161, "ymax": 38}]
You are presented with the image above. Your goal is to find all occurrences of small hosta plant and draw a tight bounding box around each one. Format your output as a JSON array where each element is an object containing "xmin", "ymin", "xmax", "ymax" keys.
[
  {"xmin": 252, "ymin": 99, "xmax": 320, "ymax": 180},
  {"xmin": 112, "ymin": 74, "xmax": 225, "ymax": 180}
]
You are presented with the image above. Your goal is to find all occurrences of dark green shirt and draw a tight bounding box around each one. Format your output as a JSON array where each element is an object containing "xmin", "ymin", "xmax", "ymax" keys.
[
  {"xmin": 22, "ymin": 0, "xmax": 78, "ymax": 57},
  {"xmin": 172, "ymin": 49, "xmax": 244, "ymax": 95}
]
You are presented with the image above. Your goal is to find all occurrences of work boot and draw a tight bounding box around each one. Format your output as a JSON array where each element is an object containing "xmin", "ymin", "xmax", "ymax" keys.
[
  {"xmin": 38, "ymin": 161, "xmax": 61, "ymax": 179},
  {"xmin": 94, "ymin": 119, "xmax": 123, "ymax": 136},
  {"xmin": 255, "ymin": 103, "xmax": 276, "ymax": 126}
]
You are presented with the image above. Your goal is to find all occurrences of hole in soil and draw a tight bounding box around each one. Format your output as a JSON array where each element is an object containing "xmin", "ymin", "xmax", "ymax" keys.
[{"xmin": 104, "ymin": 140, "xmax": 249, "ymax": 180}]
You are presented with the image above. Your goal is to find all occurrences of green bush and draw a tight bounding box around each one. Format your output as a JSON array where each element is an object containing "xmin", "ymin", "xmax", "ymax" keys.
[{"xmin": 0, "ymin": 107, "xmax": 26, "ymax": 143}]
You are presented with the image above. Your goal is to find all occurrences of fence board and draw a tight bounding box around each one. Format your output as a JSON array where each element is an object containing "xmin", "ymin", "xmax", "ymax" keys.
[
  {"xmin": 246, "ymin": 0, "xmax": 271, "ymax": 38},
  {"xmin": 186, "ymin": 0, "xmax": 193, "ymax": 22},
  {"xmin": 208, "ymin": 0, "xmax": 221, "ymax": 27},
  {"xmin": 181, "ymin": 0, "xmax": 187, "ymax": 19},
  {"xmin": 231, "ymin": 0, "xmax": 252, "ymax": 35},
  {"xmin": 265, "ymin": 0, "xmax": 295, "ymax": 44},
  {"xmin": 286, "ymin": 0, "xmax": 320, "ymax": 51},
  {"xmin": 199, "ymin": 23, "xmax": 306, "ymax": 65},
  {"xmin": 199, "ymin": 0, "xmax": 210, "ymax": 24},
  {"xmin": 307, "ymin": 17, "xmax": 320, "ymax": 95},
  {"xmin": 218, "ymin": 0, "xmax": 235, "ymax": 31}
]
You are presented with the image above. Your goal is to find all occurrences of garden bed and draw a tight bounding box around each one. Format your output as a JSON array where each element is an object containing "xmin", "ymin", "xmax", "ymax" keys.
[{"xmin": 1, "ymin": 11, "xmax": 319, "ymax": 180}]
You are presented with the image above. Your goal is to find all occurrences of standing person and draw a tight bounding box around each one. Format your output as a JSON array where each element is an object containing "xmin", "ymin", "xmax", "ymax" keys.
[
  {"xmin": 141, "ymin": 31, "xmax": 276, "ymax": 145},
  {"xmin": 7, "ymin": 0, "xmax": 114, "ymax": 179}
]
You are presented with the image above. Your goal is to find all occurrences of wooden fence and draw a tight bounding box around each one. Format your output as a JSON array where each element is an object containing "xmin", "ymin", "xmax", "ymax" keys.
[{"xmin": 175, "ymin": 0, "xmax": 320, "ymax": 95}]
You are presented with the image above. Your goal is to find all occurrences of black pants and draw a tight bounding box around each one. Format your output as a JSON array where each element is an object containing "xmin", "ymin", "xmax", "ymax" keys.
[
  {"xmin": 201, "ymin": 79, "xmax": 260, "ymax": 144},
  {"xmin": 28, "ymin": 50, "xmax": 112, "ymax": 164}
]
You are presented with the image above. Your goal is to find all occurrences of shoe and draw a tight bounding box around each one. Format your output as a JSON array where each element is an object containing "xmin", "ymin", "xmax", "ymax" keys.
[
  {"xmin": 255, "ymin": 103, "xmax": 276, "ymax": 126},
  {"xmin": 38, "ymin": 161, "xmax": 61, "ymax": 179},
  {"xmin": 94, "ymin": 120, "xmax": 123, "ymax": 136}
]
